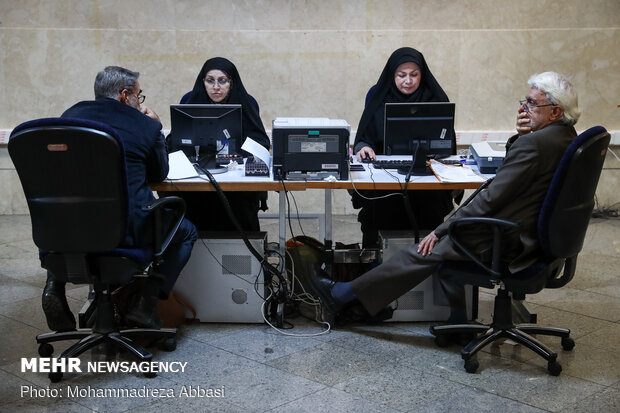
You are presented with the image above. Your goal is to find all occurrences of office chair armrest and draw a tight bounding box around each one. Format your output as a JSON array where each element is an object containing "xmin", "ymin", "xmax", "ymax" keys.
[
  {"xmin": 142, "ymin": 196, "xmax": 187, "ymax": 263},
  {"xmin": 546, "ymin": 255, "xmax": 577, "ymax": 288},
  {"xmin": 459, "ymin": 177, "xmax": 494, "ymax": 209},
  {"xmin": 447, "ymin": 217, "xmax": 519, "ymax": 279}
]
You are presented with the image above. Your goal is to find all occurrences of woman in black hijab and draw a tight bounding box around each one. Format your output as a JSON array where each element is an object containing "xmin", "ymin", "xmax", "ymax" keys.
[
  {"xmin": 166, "ymin": 57, "xmax": 270, "ymax": 232},
  {"xmin": 352, "ymin": 47, "xmax": 458, "ymax": 247}
]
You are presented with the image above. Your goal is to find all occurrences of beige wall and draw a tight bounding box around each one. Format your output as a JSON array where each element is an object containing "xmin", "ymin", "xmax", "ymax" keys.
[
  {"xmin": 1, "ymin": 0, "xmax": 619, "ymax": 216},
  {"xmin": 1, "ymin": 0, "xmax": 619, "ymax": 132}
]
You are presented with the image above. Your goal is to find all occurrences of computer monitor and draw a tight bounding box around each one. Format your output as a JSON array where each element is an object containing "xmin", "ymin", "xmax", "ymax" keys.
[
  {"xmin": 169, "ymin": 104, "xmax": 243, "ymax": 174},
  {"xmin": 384, "ymin": 102, "xmax": 456, "ymax": 175}
]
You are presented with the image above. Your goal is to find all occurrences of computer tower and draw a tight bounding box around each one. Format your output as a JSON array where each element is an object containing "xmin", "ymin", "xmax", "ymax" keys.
[
  {"xmin": 173, "ymin": 232, "xmax": 267, "ymax": 323},
  {"xmin": 379, "ymin": 231, "xmax": 476, "ymax": 322}
]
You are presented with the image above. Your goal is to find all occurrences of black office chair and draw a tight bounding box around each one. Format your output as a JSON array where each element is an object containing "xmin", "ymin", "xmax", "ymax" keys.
[
  {"xmin": 9, "ymin": 117, "xmax": 187, "ymax": 382},
  {"xmin": 430, "ymin": 126, "xmax": 610, "ymax": 375}
]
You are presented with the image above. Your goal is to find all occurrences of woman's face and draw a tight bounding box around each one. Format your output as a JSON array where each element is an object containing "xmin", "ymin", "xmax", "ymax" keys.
[
  {"xmin": 203, "ymin": 69, "xmax": 231, "ymax": 103},
  {"xmin": 394, "ymin": 62, "xmax": 421, "ymax": 95}
]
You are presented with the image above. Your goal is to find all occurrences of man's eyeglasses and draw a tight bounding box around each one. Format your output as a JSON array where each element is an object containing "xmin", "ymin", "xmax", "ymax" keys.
[
  {"xmin": 136, "ymin": 89, "xmax": 146, "ymax": 104},
  {"xmin": 204, "ymin": 78, "xmax": 230, "ymax": 87},
  {"xmin": 122, "ymin": 88, "xmax": 146, "ymax": 104},
  {"xmin": 519, "ymin": 99, "xmax": 555, "ymax": 110}
]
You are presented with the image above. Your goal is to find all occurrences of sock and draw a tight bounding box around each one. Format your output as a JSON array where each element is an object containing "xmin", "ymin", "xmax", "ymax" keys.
[{"xmin": 331, "ymin": 282, "xmax": 356, "ymax": 304}]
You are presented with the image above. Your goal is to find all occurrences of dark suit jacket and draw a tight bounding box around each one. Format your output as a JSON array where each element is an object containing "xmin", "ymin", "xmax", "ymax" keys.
[
  {"xmin": 61, "ymin": 98, "xmax": 168, "ymax": 247},
  {"xmin": 435, "ymin": 122, "xmax": 577, "ymax": 272}
]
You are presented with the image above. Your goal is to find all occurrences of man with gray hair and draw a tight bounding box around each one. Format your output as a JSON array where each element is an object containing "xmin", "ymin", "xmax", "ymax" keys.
[
  {"xmin": 42, "ymin": 66, "xmax": 197, "ymax": 331},
  {"xmin": 306, "ymin": 71, "xmax": 580, "ymax": 330}
]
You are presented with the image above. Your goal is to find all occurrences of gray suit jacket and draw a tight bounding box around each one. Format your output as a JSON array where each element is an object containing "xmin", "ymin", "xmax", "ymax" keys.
[{"xmin": 435, "ymin": 122, "xmax": 577, "ymax": 273}]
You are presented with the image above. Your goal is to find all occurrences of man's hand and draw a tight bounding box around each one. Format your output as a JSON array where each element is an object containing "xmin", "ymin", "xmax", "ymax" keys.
[
  {"xmin": 140, "ymin": 105, "xmax": 160, "ymax": 122},
  {"xmin": 516, "ymin": 105, "xmax": 531, "ymax": 136},
  {"xmin": 356, "ymin": 146, "xmax": 376, "ymax": 162},
  {"xmin": 417, "ymin": 231, "xmax": 439, "ymax": 256}
]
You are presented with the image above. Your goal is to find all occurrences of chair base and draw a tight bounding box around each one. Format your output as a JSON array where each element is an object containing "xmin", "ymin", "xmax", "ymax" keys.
[
  {"xmin": 36, "ymin": 327, "xmax": 176, "ymax": 382},
  {"xmin": 430, "ymin": 289, "xmax": 574, "ymax": 376}
]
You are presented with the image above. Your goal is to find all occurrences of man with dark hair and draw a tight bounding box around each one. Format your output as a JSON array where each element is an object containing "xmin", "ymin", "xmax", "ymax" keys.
[
  {"xmin": 307, "ymin": 71, "xmax": 580, "ymax": 325},
  {"xmin": 43, "ymin": 66, "xmax": 197, "ymax": 330}
]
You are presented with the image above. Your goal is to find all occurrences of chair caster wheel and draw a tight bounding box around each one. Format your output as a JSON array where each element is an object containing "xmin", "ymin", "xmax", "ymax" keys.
[
  {"xmin": 161, "ymin": 337, "xmax": 176, "ymax": 352},
  {"xmin": 464, "ymin": 358, "xmax": 479, "ymax": 374},
  {"xmin": 434, "ymin": 334, "xmax": 451, "ymax": 348},
  {"xmin": 144, "ymin": 371, "xmax": 157, "ymax": 378},
  {"xmin": 548, "ymin": 361, "xmax": 562, "ymax": 376},
  {"xmin": 49, "ymin": 371, "xmax": 63, "ymax": 383},
  {"xmin": 561, "ymin": 337, "xmax": 575, "ymax": 351},
  {"xmin": 38, "ymin": 343, "xmax": 54, "ymax": 357}
]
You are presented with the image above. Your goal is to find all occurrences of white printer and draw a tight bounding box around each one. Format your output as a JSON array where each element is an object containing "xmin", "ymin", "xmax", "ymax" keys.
[{"xmin": 470, "ymin": 141, "xmax": 506, "ymax": 173}]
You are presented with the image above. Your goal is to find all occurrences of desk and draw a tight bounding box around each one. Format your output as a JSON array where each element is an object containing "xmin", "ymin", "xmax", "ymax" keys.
[{"xmin": 151, "ymin": 162, "xmax": 491, "ymax": 256}]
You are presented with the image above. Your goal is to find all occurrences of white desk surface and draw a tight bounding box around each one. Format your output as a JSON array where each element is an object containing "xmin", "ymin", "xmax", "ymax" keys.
[{"xmin": 152, "ymin": 156, "xmax": 492, "ymax": 192}]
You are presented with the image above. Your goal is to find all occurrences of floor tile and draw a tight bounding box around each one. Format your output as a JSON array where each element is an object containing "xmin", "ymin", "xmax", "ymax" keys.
[
  {"xmin": 0, "ymin": 274, "xmax": 42, "ymax": 305},
  {"xmin": 267, "ymin": 341, "xmax": 386, "ymax": 386},
  {"xmin": 205, "ymin": 363, "xmax": 326, "ymax": 411},
  {"xmin": 269, "ymin": 387, "xmax": 400, "ymax": 413},
  {"xmin": 206, "ymin": 325, "xmax": 325, "ymax": 363},
  {"xmin": 561, "ymin": 386, "xmax": 620, "ymax": 413},
  {"xmin": 461, "ymin": 363, "xmax": 607, "ymax": 412},
  {"xmin": 414, "ymin": 386, "xmax": 548, "ymax": 413},
  {"xmin": 334, "ymin": 362, "xmax": 467, "ymax": 412}
]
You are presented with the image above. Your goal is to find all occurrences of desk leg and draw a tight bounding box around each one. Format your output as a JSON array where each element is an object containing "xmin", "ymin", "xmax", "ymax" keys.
[
  {"xmin": 279, "ymin": 190, "xmax": 286, "ymax": 258},
  {"xmin": 324, "ymin": 189, "xmax": 333, "ymax": 273},
  {"xmin": 324, "ymin": 189, "xmax": 332, "ymax": 247}
]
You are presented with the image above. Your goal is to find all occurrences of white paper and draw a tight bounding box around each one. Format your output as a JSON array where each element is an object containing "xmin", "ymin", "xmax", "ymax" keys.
[
  {"xmin": 167, "ymin": 150, "xmax": 199, "ymax": 180},
  {"xmin": 241, "ymin": 137, "xmax": 271, "ymax": 167},
  {"xmin": 429, "ymin": 159, "xmax": 485, "ymax": 183}
]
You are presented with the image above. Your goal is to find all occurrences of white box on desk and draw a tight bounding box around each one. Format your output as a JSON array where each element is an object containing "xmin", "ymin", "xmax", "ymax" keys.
[
  {"xmin": 173, "ymin": 232, "xmax": 267, "ymax": 323},
  {"xmin": 379, "ymin": 231, "xmax": 476, "ymax": 322}
]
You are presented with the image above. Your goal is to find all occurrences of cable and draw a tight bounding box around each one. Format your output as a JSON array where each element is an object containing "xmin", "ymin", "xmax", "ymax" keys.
[
  {"xmin": 261, "ymin": 289, "xmax": 331, "ymax": 337},
  {"xmin": 289, "ymin": 191, "xmax": 307, "ymax": 237},
  {"xmin": 607, "ymin": 146, "xmax": 620, "ymax": 163},
  {"xmin": 197, "ymin": 165, "xmax": 290, "ymax": 323},
  {"xmin": 592, "ymin": 197, "xmax": 620, "ymax": 219}
]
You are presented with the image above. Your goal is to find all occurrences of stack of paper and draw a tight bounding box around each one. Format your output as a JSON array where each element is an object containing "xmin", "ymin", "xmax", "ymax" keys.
[{"xmin": 429, "ymin": 160, "xmax": 485, "ymax": 183}]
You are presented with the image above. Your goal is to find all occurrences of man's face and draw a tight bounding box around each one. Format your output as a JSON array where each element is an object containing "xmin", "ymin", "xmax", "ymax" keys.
[
  {"xmin": 521, "ymin": 87, "xmax": 561, "ymax": 131},
  {"xmin": 122, "ymin": 81, "xmax": 141, "ymax": 110}
]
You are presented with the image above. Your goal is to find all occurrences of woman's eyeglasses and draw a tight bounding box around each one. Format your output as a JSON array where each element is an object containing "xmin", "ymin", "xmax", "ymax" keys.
[{"xmin": 204, "ymin": 78, "xmax": 230, "ymax": 87}]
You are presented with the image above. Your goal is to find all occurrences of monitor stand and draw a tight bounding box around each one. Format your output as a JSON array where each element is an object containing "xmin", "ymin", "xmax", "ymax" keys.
[
  {"xmin": 398, "ymin": 141, "xmax": 432, "ymax": 176},
  {"xmin": 196, "ymin": 155, "xmax": 227, "ymax": 175},
  {"xmin": 186, "ymin": 147, "xmax": 227, "ymax": 175}
]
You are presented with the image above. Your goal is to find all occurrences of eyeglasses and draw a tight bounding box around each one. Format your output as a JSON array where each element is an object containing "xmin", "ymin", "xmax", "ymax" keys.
[
  {"xmin": 123, "ymin": 88, "xmax": 145, "ymax": 104},
  {"xmin": 519, "ymin": 99, "xmax": 555, "ymax": 110},
  {"xmin": 204, "ymin": 78, "xmax": 230, "ymax": 87},
  {"xmin": 136, "ymin": 89, "xmax": 146, "ymax": 104}
]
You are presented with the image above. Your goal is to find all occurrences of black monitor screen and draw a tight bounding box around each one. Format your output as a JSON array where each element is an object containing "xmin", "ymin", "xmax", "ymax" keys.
[
  {"xmin": 169, "ymin": 104, "xmax": 242, "ymax": 172},
  {"xmin": 383, "ymin": 102, "xmax": 455, "ymax": 157}
]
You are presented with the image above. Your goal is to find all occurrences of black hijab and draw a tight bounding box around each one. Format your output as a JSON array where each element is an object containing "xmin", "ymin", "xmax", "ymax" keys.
[
  {"xmin": 186, "ymin": 57, "xmax": 270, "ymax": 149},
  {"xmin": 355, "ymin": 47, "xmax": 449, "ymax": 149}
]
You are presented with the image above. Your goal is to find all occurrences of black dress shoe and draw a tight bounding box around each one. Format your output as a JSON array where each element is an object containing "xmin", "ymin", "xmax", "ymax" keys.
[
  {"xmin": 305, "ymin": 264, "xmax": 345, "ymax": 316},
  {"xmin": 42, "ymin": 280, "xmax": 76, "ymax": 332},
  {"xmin": 125, "ymin": 295, "xmax": 162, "ymax": 329}
]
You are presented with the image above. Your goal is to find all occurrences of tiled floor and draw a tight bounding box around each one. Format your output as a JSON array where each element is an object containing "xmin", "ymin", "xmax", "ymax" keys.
[{"xmin": 0, "ymin": 214, "xmax": 619, "ymax": 412}]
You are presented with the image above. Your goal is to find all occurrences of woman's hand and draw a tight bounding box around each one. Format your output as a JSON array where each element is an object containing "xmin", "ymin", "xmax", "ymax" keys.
[
  {"xmin": 356, "ymin": 146, "xmax": 376, "ymax": 162},
  {"xmin": 417, "ymin": 231, "xmax": 439, "ymax": 256}
]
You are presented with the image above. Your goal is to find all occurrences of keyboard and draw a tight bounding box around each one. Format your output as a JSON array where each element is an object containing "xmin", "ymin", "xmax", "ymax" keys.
[
  {"xmin": 372, "ymin": 159, "xmax": 414, "ymax": 170},
  {"xmin": 372, "ymin": 158, "xmax": 462, "ymax": 170}
]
